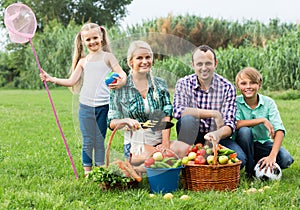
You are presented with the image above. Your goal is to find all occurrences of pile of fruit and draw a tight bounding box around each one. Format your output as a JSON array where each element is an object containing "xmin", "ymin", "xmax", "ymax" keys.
[
  {"xmin": 144, "ymin": 150, "xmax": 182, "ymax": 169},
  {"xmin": 182, "ymin": 143, "xmax": 239, "ymax": 165}
]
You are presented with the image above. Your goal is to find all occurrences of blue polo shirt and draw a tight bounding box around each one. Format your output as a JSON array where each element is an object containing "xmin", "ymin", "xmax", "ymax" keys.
[{"xmin": 235, "ymin": 94, "xmax": 285, "ymax": 144}]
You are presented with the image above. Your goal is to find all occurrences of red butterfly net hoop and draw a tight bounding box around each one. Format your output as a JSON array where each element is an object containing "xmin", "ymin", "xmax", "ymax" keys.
[{"xmin": 4, "ymin": 3, "xmax": 37, "ymax": 44}]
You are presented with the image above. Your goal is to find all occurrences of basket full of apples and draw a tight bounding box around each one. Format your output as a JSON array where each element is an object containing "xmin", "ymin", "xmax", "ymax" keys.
[{"xmin": 181, "ymin": 143, "xmax": 242, "ymax": 191}]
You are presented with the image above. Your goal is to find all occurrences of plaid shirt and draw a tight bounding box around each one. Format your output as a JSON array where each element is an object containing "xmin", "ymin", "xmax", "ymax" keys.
[
  {"xmin": 108, "ymin": 74, "xmax": 173, "ymax": 125},
  {"xmin": 173, "ymin": 73, "xmax": 236, "ymax": 133}
]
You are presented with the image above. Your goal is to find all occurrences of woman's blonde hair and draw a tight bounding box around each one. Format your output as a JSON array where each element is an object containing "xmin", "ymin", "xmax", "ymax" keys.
[
  {"xmin": 127, "ymin": 41, "xmax": 158, "ymax": 100},
  {"xmin": 235, "ymin": 67, "xmax": 263, "ymax": 86},
  {"xmin": 70, "ymin": 23, "xmax": 110, "ymax": 93}
]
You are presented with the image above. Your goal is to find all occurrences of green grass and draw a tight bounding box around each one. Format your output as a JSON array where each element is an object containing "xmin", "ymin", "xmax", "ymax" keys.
[{"xmin": 0, "ymin": 89, "xmax": 299, "ymax": 209}]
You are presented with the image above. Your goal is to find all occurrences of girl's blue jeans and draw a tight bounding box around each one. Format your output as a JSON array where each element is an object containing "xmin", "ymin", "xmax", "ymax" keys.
[
  {"xmin": 235, "ymin": 127, "xmax": 294, "ymax": 176},
  {"xmin": 176, "ymin": 115, "xmax": 247, "ymax": 169},
  {"xmin": 79, "ymin": 103, "xmax": 108, "ymax": 167}
]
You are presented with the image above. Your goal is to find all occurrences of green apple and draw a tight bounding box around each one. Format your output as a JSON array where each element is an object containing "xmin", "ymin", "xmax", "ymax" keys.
[
  {"xmin": 203, "ymin": 145, "xmax": 209, "ymax": 149},
  {"xmin": 181, "ymin": 156, "xmax": 189, "ymax": 164},
  {"xmin": 205, "ymin": 148, "xmax": 213, "ymax": 155},
  {"xmin": 188, "ymin": 152, "xmax": 197, "ymax": 160},
  {"xmin": 180, "ymin": 195, "xmax": 190, "ymax": 200},
  {"xmin": 163, "ymin": 193, "xmax": 174, "ymax": 200},
  {"xmin": 218, "ymin": 155, "xmax": 229, "ymax": 164},
  {"xmin": 206, "ymin": 155, "xmax": 214, "ymax": 165},
  {"xmin": 152, "ymin": 151, "xmax": 163, "ymax": 161}
]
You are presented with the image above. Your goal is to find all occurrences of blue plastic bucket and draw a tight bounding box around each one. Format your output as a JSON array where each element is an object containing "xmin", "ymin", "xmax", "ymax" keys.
[{"xmin": 146, "ymin": 166, "xmax": 183, "ymax": 193}]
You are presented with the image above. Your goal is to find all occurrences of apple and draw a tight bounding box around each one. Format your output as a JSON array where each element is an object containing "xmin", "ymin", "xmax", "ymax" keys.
[
  {"xmin": 206, "ymin": 155, "xmax": 214, "ymax": 165},
  {"xmin": 188, "ymin": 152, "xmax": 197, "ymax": 160},
  {"xmin": 152, "ymin": 151, "xmax": 163, "ymax": 161},
  {"xmin": 182, "ymin": 156, "xmax": 189, "ymax": 165},
  {"xmin": 163, "ymin": 149, "xmax": 175, "ymax": 158},
  {"xmin": 149, "ymin": 193, "xmax": 155, "ymax": 198},
  {"xmin": 205, "ymin": 148, "xmax": 213, "ymax": 155},
  {"xmin": 194, "ymin": 155, "xmax": 206, "ymax": 165},
  {"xmin": 197, "ymin": 148, "xmax": 206, "ymax": 157},
  {"xmin": 180, "ymin": 195, "xmax": 190, "ymax": 200},
  {"xmin": 163, "ymin": 193, "xmax": 174, "ymax": 200},
  {"xmin": 144, "ymin": 157, "xmax": 155, "ymax": 167},
  {"xmin": 227, "ymin": 159, "xmax": 234, "ymax": 164},
  {"xmin": 203, "ymin": 145, "xmax": 209, "ymax": 149},
  {"xmin": 218, "ymin": 155, "xmax": 229, "ymax": 164},
  {"xmin": 187, "ymin": 160, "xmax": 195, "ymax": 165}
]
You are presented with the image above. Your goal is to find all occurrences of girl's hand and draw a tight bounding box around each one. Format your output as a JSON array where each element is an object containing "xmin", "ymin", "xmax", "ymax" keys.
[
  {"xmin": 40, "ymin": 69, "xmax": 55, "ymax": 83},
  {"xmin": 108, "ymin": 76, "xmax": 124, "ymax": 90}
]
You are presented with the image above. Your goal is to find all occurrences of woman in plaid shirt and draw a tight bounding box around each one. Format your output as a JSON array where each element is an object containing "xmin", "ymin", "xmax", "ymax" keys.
[{"xmin": 108, "ymin": 41, "xmax": 190, "ymax": 171}]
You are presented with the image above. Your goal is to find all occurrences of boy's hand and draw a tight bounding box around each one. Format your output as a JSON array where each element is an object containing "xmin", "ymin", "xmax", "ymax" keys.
[
  {"xmin": 258, "ymin": 156, "xmax": 277, "ymax": 173},
  {"xmin": 262, "ymin": 119, "xmax": 275, "ymax": 139}
]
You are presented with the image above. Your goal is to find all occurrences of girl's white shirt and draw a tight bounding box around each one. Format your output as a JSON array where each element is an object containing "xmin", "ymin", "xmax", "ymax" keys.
[{"xmin": 79, "ymin": 57, "xmax": 111, "ymax": 107}]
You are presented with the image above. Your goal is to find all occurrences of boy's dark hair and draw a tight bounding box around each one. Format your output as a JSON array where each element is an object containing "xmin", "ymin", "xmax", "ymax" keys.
[{"xmin": 192, "ymin": 45, "xmax": 217, "ymax": 65}]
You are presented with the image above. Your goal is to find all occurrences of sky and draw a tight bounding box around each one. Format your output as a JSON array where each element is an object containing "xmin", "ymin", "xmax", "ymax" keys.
[
  {"xmin": 119, "ymin": 0, "xmax": 300, "ymax": 29},
  {"xmin": 1, "ymin": 0, "xmax": 299, "ymax": 51}
]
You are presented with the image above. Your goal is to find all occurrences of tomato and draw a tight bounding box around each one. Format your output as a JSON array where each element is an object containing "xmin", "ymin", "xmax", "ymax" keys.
[
  {"xmin": 144, "ymin": 157, "xmax": 155, "ymax": 167},
  {"xmin": 195, "ymin": 143, "xmax": 203, "ymax": 149},
  {"xmin": 230, "ymin": 153, "xmax": 237, "ymax": 159},
  {"xmin": 191, "ymin": 146, "xmax": 198, "ymax": 153}
]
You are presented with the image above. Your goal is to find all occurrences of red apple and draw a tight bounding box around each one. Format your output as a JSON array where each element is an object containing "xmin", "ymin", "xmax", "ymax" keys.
[
  {"xmin": 144, "ymin": 157, "xmax": 155, "ymax": 167},
  {"xmin": 163, "ymin": 149, "xmax": 175, "ymax": 158},
  {"xmin": 194, "ymin": 155, "xmax": 207, "ymax": 165},
  {"xmin": 197, "ymin": 148, "xmax": 206, "ymax": 157}
]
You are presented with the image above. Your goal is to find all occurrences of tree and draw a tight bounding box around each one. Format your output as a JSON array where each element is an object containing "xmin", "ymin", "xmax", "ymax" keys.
[{"xmin": 0, "ymin": 0, "xmax": 132, "ymax": 29}]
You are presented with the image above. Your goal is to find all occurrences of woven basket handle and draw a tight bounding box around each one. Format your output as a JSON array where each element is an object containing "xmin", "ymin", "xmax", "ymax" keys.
[
  {"xmin": 105, "ymin": 122, "xmax": 129, "ymax": 168},
  {"xmin": 213, "ymin": 143, "xmax": 219, "ymax": 165}
]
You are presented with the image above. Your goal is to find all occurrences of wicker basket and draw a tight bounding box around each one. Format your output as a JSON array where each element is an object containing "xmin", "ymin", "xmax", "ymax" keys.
[
  {"xmin": 181, "ymin": 145, "xmax": 242, "ymax": 191},
  {"xmin": 98, "ymin": 126, "xmax": 138, "ymax": 190}
]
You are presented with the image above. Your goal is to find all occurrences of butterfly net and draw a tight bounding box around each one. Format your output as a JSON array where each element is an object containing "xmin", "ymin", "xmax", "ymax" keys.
[{"xmin": 4, "ymin": 3, "xmax": 37, "ymax": 44}]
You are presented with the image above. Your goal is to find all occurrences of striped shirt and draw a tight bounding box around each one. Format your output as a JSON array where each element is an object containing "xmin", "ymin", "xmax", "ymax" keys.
[{"xmin": 173, "ymin": 73, "xmax": 236, "ymax": 133}]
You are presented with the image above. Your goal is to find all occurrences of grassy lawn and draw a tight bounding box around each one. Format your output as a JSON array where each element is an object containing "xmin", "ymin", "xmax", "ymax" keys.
[{"xmin": 0, "ymin": 89, "xmax": 299, "ymax": 209}]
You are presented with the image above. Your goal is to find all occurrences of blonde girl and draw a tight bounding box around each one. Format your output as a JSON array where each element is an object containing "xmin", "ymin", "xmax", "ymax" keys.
[{"xmin": 40, "ymin": 23, "xmax": 127, "ymax": 176}]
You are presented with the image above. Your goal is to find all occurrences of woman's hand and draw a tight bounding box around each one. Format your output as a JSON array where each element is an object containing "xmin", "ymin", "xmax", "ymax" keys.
[
  {"xmin": 155, "ymin": 142, "xmax": 170, "ymax": 151},
  {"xmin": 113, "ymin": 118, "xmax": 141, "ymax": 131}
]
